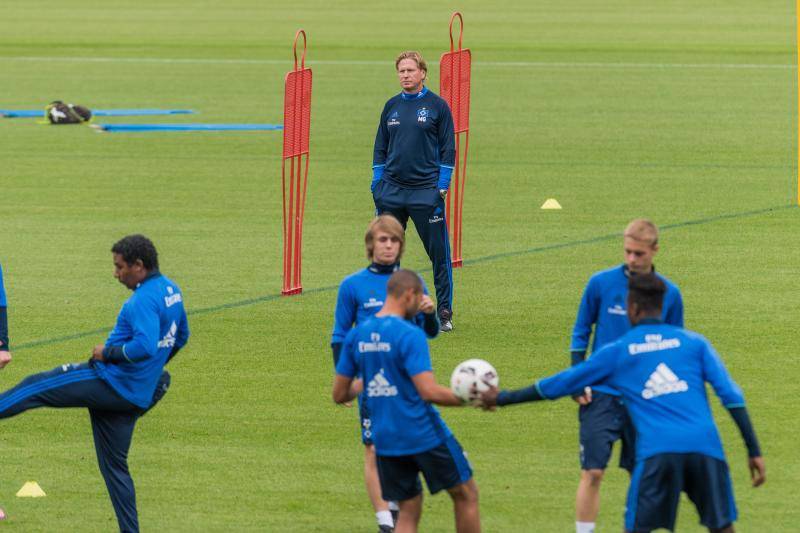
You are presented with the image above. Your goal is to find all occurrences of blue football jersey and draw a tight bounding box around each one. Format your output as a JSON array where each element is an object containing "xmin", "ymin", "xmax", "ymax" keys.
[
  {"xmin": 571, "ymin": 265, "xmax": 684, "ymax": 395},
  {"xmin": 95, "ymin": 272, "xmax": 189, "ymax": 408},
  {"xmin": 541, "ymin": 320, "xmax": 745, "ymax": 461},
  {"xmin": 331, "ymin": 266, "xmax": 435, "ymax": 344},
  {"xmin": 336, "ymin": 315, "xmax": 452, "ymax": 456}
]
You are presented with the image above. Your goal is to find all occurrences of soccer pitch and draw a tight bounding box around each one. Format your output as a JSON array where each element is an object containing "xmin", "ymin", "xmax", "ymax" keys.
[{"xmin": 0, "ymin": 0, "xmax": 798, "ymax": 530}]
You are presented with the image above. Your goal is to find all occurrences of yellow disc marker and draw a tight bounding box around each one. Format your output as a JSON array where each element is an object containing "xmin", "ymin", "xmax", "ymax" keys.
[
  {"xmin": 541, "ymin": 198, "xmax": 562, "ymax": 210},
  {"xmin": 16, "ymin": 481, "xmax": 46, "ymax": 498}
]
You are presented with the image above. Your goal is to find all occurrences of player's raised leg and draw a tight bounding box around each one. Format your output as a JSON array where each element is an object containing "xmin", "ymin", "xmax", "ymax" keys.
[{"xmin": 0, "ymin": 362, "xmax": 135, "ymax": 419}]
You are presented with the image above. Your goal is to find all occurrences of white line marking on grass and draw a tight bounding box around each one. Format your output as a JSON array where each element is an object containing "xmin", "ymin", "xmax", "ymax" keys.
[{"xmin": 0, "ymin": 56, "xmax": 794, "ymax": 70}]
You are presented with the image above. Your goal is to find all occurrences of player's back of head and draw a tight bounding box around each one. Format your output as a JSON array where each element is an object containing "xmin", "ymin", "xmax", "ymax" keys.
[
  {"xmin": 387, "ymin": 269, "xmax": 423, "ymax": 297},
  {"xmin": 628, "ymin": 272, "xmax": 666, "ymax": 314}
]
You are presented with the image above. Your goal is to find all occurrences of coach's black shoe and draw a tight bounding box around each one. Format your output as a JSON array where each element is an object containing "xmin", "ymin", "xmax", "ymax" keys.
[
  {"xmin": 439, "ymin": 309, "xmax": 454, "ymax": 332},
  {"xmin": 378, "ymin": 525, "xmax": 394, "ymax": 533}
]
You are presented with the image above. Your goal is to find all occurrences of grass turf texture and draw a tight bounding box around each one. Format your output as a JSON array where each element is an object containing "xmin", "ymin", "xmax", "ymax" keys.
[{"xmin": 0, "ymin": 0, "xmax": 798, "ymax": 530}]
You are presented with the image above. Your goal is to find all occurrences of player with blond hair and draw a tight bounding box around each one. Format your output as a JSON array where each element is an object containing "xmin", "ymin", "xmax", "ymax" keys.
[{"xmin": 569, "ymin": 219, "xmax": 684, "ymax": 533}]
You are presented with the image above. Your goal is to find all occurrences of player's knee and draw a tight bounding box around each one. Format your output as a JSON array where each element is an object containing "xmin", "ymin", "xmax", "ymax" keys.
[
  {"xmin": 582, "ymin": 468, "xmax": 605, "ymax": 486},
  {"xmin": 449, "ymin": 480, "xmax": 479, "ymax": 505}
]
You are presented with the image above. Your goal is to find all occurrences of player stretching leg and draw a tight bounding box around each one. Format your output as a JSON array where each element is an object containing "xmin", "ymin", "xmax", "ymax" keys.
[
  {"xmin": 331, "ymin": 215, "xmax": 439, "ymax": 532},
  {"xmin": 482, "ymin": 273, "xmax": 765, "ymax": 533},
  {"xmin": 0, "ymin": 235, "xmax": 188, "ymax": 532},
  {"xmin": 569, "ymin": 219, "xmax": 683, "ymax": 533},
  {"xmin": 333, "ymin": 270, "xmax": 480, "ymax": 533}
]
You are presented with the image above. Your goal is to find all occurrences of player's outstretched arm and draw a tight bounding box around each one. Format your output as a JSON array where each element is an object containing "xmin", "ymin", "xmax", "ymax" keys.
[
  {"xmin": 728, "ymin": 406, "xmax": 766, "ymax": 487},
  {"xmin": 412, "ymin": 371, "xmax": 463, "ymax": 406}
]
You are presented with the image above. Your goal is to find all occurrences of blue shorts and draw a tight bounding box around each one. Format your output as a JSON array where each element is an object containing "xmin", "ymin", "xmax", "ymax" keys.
[
  {"xmin": 357, "ymin": 393, "xmax": 372, "ymax": 445},
  {"xmin": 376, "ymin": 436, "xmax": 473, "ymax": 501},
  {"xmin": 625, "ymin": 453, "xmax": 737, "ymax": 532},
  {"xmin": 579, "ymin": 392, "xmax": 635, "ymax": 471}
]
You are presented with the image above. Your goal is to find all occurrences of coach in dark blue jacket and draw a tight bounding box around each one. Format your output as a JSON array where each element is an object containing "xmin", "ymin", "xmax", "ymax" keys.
[{"xmin": 372, "ymin": 51, "xmax": 457, "ymax": 332}]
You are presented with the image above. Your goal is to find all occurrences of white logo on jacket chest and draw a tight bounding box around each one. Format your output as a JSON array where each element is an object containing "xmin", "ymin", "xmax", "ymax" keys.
[{"xmin": 607, "ymin": 304, "xmax": 626, "ymax": 316}]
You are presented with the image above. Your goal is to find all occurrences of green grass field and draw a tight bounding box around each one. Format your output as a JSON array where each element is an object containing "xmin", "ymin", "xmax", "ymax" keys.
[{"xmin": 1, "ymin": 0, "xmax": 798, "ymax": 530}]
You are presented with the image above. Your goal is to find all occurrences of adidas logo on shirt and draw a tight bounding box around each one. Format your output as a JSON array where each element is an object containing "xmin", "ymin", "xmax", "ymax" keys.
[
  {"xmin": 367, "ymin": 369, "xmax": 398, "ymax": 397},
  {"xmin": 641, "ymin": 363, "xmax": 688, "ymax": 399},
  {"xmin": 157, "ymin": 321, "xmax": 178, "ymax": 349}
]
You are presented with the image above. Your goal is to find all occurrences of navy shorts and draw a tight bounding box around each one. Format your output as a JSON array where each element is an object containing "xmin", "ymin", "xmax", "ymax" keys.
[
  {"xmin": 625, "ymin": 453, "xmax": 737, "ymax": 532},
  {"xmin": 376, "ymin": 436, "xmax": 473, "ymax": 502},
  {"xmin": 579, "ymin": 392, "xmax": 636, "ymax": 471},
  {"xmin": 357, "ymin": 393, "xmax": 372, "ymax": 445}
]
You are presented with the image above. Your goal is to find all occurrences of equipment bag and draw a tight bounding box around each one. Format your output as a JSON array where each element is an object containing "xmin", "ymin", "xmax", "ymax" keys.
[{"xmin": 45, "ymin": 101, "xmax": 92, "ymax": 124}]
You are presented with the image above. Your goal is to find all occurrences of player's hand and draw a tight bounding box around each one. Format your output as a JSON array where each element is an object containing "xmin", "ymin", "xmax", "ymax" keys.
[
  {"xmin": 91, "ymin": 344, "xmax": 105, "ymax": 361},
  {"xmin": 749, "ymin": 456, "xmax": 766, "ymax": 487},
  {"xmin": 478, "ymin": 384, "xmax": 499, "ymax": 411},
  {"xmin": 572, "ymin": 387, "xmax": 592, "ymax": 405},
  {"xmin": 419, "ymin": 295, "xmax": 435, "ymax": 315},
  {"xmin": 0, "ymin": 350, "xmax": 11, "ymax": 369}
]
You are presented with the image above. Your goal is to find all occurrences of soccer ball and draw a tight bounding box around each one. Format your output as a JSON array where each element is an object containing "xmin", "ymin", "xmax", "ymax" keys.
[{"xmin": 450, "ymin": 359, "xmax": 499, "ymax": 404}]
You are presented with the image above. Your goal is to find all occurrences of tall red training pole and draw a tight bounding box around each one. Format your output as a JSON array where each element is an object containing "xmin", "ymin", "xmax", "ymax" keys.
[
  {"xmin": 439, "ymin": 12, "xmax": 471, "ymax": 268},
  {"xmin": 281, "ymin": 30, "xmax": 312, "ymax": 295}
]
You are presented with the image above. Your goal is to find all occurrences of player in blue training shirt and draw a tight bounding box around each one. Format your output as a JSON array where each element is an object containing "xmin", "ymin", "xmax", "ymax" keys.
[
  {"xmin": 482, "ymin": 273, "xmax": 765, "ymax": 533},
  {"xmin": 333, "ymin": 270, "xmax": 480, "ymax": 533},
  {"xmin": 0, "ymin": 235, "xmax": 188, "ymax": 532},
  {"xmin": 568, "ymin": 219, "xmax": 684, "ymax": 533},
  {"xmin": 331, "ymin": 215, "xmax": 439, "ymax": 532},
  {"xmin": 372, "ymin": 51, "xmax": 457, "ymax": 332}
]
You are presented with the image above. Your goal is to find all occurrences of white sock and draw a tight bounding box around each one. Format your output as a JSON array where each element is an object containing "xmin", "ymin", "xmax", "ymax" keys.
[
  {"xmin": 376, "ymin": 510, "xmax": 393, "ymax": 527},
  {"xmin": 388, "ymin": 501, "xmax": 399, "ymax": 512},
  {"xmin": 576, "ymin": 522, "xmax": 595, "ymax": 533}
]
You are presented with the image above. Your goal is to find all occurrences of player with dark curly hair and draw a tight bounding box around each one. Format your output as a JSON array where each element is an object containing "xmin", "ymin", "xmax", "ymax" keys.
[{"xmin": 0, "ymin": 235, "xmax": 188, "ymax": 532}]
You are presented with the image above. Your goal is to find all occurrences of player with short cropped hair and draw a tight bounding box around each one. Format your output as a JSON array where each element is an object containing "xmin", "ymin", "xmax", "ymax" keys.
[
  {"xmin": 569, "ymin": 219, "xmax": 683, "ymax": 533},
  {"xmin": 333, "ymin": 270, "xmax": 480, "ymax": 533},
  {"xmin": 481, "ymin": 273, "xmax": 765, "ymax": 533},
  {"xmin": 0, "ymin": 235, "xmax": 188, "ymax": 532},
  {"xmin": 332, "ymin": 215, "xmax": 439, "ymax": 532},
  {"xmin": 372, "ymin": 51, "xmax": 457, "ymax": 332}
]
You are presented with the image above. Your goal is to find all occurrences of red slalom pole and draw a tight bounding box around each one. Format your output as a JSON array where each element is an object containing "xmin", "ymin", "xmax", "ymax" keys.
[
  {"xmin": 440, "ymin": 12, "xmax": 471, "ymax": 268},
  {"xmin": 281, "ymin": 30, "xmax": 313, "ymax": 295}
]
